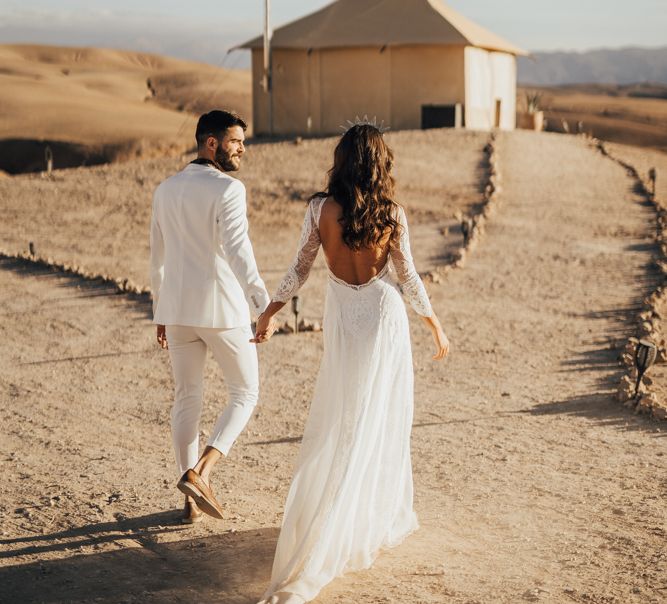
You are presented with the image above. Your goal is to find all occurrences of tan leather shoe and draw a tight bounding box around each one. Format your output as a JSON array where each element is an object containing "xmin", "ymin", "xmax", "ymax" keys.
[
  {"xmin": 181, "ymin": 500, "xmax": 204, "ymax": 524},
  {"xmin": 177, "ymin": 469, "xmax": 224, "ymax": 519}
]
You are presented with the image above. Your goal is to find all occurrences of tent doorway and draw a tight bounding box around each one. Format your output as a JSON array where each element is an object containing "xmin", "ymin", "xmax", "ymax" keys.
[{"xmin": 494, "ymin": 99, "xmax": 502, "ymax": 128}]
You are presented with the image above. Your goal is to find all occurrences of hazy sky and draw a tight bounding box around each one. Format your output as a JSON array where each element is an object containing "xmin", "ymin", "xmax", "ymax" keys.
[{"xmin": 0, "ymin": 0, "xmax": 665, "ymax": 66}]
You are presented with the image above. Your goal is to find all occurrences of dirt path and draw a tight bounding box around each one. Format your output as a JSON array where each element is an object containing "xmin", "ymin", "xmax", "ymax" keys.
[
  {"xmin": 1, "ymin": 131, "xmax": 666, "ymax": 604},
  {"xmin": 371, "ymin": 130, "xmax": 666, "ymax": 604}
]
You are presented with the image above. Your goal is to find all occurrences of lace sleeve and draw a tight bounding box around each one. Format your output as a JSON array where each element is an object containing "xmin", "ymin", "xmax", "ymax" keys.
[
  {"xmin": 272, "ymin": 197, "xmax": 324, "ymax": 303},
  {"xmin": 389, "ymin": 207, "xmax": 433, "ymax": 317}
]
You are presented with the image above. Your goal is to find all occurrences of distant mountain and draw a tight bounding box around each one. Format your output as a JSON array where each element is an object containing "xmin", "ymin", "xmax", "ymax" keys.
[{"xmin": 518, "ymin": 47, "xmax": 667, "ymax": 86}]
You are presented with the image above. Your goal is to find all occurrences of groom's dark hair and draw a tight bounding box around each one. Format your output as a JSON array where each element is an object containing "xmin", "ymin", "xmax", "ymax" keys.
[{"xmin": 196, "ymin": 110, "xmax": 247, "ymax": 148}]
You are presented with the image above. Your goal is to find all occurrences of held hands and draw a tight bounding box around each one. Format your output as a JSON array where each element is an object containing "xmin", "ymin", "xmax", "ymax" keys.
[
  {"xmin": 251, "ymin": 311, "xmax": 278, "ymax": 344},
  {"xmin": 251, "ymin": 301, "xmax": 285, "ymax": 344}
]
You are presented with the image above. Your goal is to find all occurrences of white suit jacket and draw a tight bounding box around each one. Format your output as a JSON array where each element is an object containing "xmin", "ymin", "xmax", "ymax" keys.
[{"xmin": 149, "ymin": 163, "xmax": 270, "ymax": 328}]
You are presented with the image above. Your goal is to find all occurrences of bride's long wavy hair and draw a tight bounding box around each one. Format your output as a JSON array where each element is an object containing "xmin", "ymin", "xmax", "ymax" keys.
[{"xmin": 313, "ymin": 124, "xmax": 401, "ymax": 250}]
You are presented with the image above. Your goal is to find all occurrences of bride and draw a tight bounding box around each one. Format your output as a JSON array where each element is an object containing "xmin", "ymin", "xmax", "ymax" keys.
[{"xmin": 252, "ymin": 122, "xmax": 449, "ymax": 603}]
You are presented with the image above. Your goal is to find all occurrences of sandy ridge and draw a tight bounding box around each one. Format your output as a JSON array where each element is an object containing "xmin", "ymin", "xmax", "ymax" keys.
[{"xmin": 0, "ymin": 44, "xmax": 251, "ymax": 173}]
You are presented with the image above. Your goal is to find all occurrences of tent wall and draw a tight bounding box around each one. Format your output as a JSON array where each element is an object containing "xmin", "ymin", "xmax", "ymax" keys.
[
  {"xmin": 251, "ymin": 48, "xmax": 321, "ymax": 136},
  {"xmin": 489, "ymin": 51, "xmax": 516, "ymax": 130},
  {"xmin": 319, "ymin": 47, "xmax": 391, "ymax": 133},
  {"xmin": 252, "ymin": 44, "xmax": 514, "ymax": 135},
  {"xmin": 253, "ymin": 47, "xmax": 391, "ymax": 136},
  {"xmin": 389, "ymin": 45, "xmax": 465, "ymax": 130},
  {"xmin": 464, "ymin": 46, "xmax": 516, "ymax": 131}
]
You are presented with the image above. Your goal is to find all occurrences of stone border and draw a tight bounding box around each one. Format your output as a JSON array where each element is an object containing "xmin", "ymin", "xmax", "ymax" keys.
[
  {"xmin": 422, "ymin": 132, "xmax": 501, "ymax": 284},
  {"xmin": 592, "ymin": 139, "xmax": 667, "ymax": 420},
  {"xmin": 0, "ymin": 248, "xmax": 152, "ymax": 300}
]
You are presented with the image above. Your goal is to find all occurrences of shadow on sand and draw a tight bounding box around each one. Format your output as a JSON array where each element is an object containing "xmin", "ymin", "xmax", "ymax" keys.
[
  {"xmin": 0, "ymin": 510, "xmax": 278, "ymax": 603},
  {"xmin": 523, "ymin": 391, "xmax": 664, "ymax": 436}
]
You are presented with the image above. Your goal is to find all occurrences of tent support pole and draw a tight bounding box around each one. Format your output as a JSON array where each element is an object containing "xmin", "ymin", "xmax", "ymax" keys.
[{"xmin": 263, "ymin": 0, "xmax": 273, "ymax": 136}]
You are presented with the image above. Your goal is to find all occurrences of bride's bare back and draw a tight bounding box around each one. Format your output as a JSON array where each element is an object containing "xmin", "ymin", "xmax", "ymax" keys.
[
  {"xmin": 319, "ymin": 197, "xmax": 391, "ymax": 285},
  {"xmin": 253, "ymin": 122, "xmax": 448, "ymax": 362}
]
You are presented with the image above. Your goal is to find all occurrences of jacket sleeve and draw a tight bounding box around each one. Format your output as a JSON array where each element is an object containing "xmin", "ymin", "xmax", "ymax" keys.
[
  {"xmin": 217, "ymin": 180, "xmax": 271, "ymax": 315},
  {"xmin": 149, "ymin": 192, "xmax": 165, "ymax": 318}
]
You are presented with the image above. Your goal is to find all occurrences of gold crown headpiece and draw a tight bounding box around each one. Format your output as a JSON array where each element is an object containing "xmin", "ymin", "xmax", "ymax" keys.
[{"xmin": 340, "ymin": 114, "xmax": 390, "ymax": 134}]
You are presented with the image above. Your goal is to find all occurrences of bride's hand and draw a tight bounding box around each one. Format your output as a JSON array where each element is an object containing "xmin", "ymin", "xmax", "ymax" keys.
[
  {"xmin": 431, "ymin": 325, "xmax": 449, "ymax": 360},
  {"xmin": 421, "ymin": 314, "xmax": 449, "ymax": 360}
]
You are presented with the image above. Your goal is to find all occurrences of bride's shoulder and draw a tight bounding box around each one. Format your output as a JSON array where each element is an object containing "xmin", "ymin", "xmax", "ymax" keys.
[
  {"xmin": 392, "ymin": 202, "xmax": 407, "ymax": 221},
  {"xmin": 307, "ymin": 193, "xmax": 331, "ymax": 220},
  {"xmin": 308, "ymin": 193, "xmax": 329, "ymax": 207}
]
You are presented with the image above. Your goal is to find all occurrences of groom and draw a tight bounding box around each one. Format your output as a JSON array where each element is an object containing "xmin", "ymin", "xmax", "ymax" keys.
[{"xmin": 150, "ymin": 110, "xmax": 275, "ymax": 523}]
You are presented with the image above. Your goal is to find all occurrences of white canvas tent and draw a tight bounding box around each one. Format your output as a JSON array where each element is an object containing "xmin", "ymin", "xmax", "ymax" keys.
[{"xmin": 238, "ymin": 0, "xmax": 527, "ymax": 135}]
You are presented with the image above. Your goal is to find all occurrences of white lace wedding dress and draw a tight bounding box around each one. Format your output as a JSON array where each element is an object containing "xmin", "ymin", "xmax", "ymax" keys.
[{"xmin": 258, "ymin": 196, "xmax": 433, "ymax": 604}]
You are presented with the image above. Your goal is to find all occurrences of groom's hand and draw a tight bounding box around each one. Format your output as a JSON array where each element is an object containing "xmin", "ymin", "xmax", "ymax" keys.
[{"xmin": 156, "ymin": 324, "xmax": 168, "ymax": 349}]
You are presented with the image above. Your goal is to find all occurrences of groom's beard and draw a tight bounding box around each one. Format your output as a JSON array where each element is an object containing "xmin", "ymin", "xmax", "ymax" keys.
[{"xmin": 215, "ymin": 145, "xmax": 241, "ymax": 172}]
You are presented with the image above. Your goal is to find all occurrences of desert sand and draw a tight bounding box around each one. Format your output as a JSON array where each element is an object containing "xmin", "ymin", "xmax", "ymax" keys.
[
  {"xmin": 1, "ymin": 128, "xmax": 666, "ymax": 604},
  {"xmin": 519, "ymin": 85, "xmax": 667, "ymax": 152},
  {"xmin": 0, "ymin": 44, "xmax": 250, "ymax": 173}
]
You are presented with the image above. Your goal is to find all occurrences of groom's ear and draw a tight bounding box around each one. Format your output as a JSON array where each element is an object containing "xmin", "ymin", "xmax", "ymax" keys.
[{"xmin": 205, "ymin": 135, "xmax": 219, "ymax": 151}]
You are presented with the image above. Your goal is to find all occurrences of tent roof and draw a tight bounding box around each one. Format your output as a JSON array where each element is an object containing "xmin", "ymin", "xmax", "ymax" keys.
[{"xmin": 237, "ymin": 0, "xmax": 527, "ymax": 56}]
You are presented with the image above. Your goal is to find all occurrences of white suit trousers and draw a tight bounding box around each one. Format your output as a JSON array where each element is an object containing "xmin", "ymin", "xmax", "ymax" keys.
[{"xmin": 166, "ymin": 324, "xmax": 259, "ymax": 474}]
